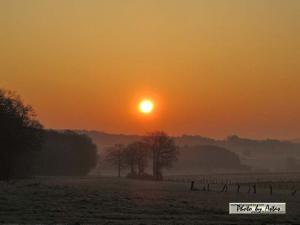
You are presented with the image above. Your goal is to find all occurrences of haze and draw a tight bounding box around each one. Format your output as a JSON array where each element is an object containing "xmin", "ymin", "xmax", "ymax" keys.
[{"xmin": 1, "ymin": 0, "xmax": 300, "ymax": 139}]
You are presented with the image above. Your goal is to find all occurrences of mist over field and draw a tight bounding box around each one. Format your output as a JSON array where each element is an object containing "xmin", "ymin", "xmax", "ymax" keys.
[{"xmin": 78, "ymin": 130, "xmax": 300, "ymax": 175}]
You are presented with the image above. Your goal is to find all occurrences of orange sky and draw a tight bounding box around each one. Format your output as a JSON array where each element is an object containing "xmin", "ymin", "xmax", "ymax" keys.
[{"xmin": 1, "ymin": 0, "xmax": 300, "ymax": 139}]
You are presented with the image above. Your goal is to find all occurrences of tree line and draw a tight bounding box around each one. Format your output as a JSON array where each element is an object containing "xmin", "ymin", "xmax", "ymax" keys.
[
  {"xmin": 34, "ymin": 130, "xmax": 98, "ymax": 176},
  {"xmin": 105, "ymin": 131, "xmax": 179, "ymax": 180},
  {"xmin": 0, "ymin": 88, "xmax": 98, "ymax": 180}
]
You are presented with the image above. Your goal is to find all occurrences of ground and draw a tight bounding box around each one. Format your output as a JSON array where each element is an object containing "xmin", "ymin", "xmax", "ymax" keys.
[{"xmin": 0, "ymin": 177, "xmax": 299, "ymax": 224}]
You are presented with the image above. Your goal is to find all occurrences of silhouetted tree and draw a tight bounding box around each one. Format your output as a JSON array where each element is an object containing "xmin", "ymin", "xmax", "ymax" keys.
[
  {"xmin": 35, "ymin": 130, "xmax": 98, "ymax": 176},
  {"xmin": 135, "ymin": 142, "xmax": 149, "ymax": 176},
  {"xmin": 123, "ymin": 143, "xmax": 138, "ymax": 176},
  {"xmin": 144, "ymin": 131, "xmax": 178, "ymax": 180},
  {"xmin": 105, "ymin": 144, "xmax": 125, "ymax": 177},
  {"xmin": 124, "ymin": 141, "xmax": 149, "ymax": 176},
  {"xmin": 0, "ymin": 89, "xmax": 43, "ymax": 180}
]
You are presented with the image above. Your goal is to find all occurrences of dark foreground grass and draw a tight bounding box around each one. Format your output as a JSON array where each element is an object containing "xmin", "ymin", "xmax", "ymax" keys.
[{"xmin": 0, "ymin": 176, "xmax": 299, "ymax": 224}]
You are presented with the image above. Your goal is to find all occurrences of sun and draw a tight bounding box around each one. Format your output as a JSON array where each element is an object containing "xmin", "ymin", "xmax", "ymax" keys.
[{"xmin": 139, "ymin": 99, "xmax": 154, "ymax": 114}]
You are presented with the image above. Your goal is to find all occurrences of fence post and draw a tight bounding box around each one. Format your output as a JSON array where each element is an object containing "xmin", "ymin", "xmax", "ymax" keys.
[
  {"xmin": 253, "ymin": 184, "xmax": 257, "ymax": 194},
  {"xmin": 221, "ymin": 184, "xmax": 228, "ymax": 192},
  {"xmin": 190, "ymin": 181, "xmax": 195, "ymax": 191}
]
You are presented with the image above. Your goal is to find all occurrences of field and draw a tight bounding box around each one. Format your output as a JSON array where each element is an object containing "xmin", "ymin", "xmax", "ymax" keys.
[{"xmin": 0, "ymin": 176, "xmax": 299, "ymax": 224}]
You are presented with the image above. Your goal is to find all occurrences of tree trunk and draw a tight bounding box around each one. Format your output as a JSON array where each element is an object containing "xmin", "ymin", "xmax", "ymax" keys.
[
  {"xmin": 155, "ymin": 152, "xmax": 160, "ymax": 180},
  {"xmin": 130, "ymin": 163, "xmax": 136, "ymax": 174},
  {"xmin": 152, "ymin": 151, "xmax": 156, "ymax": 179},
  {"xmin": 138, "ymin": 161, "xmax": 144, "ymax": 175},
  {"xmin": 118, "ymin": 149, "xmax": 121, "ymax": 177}
]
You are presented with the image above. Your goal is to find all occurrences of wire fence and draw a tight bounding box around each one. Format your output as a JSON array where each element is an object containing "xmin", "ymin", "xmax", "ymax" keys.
[{"xmin": 165, "ymin": 172, "xmax": 300, "ymax": 195}]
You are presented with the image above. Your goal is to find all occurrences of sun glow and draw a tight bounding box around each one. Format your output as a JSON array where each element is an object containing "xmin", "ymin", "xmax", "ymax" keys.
[{"xmin": 139, "ymin": 99, "xmax": 154, "ymax": 114}]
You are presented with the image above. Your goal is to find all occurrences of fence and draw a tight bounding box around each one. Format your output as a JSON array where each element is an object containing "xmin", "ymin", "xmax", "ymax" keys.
[{"xmin": 165, "ymin": 172, "xmax": 300, "ymax": 195}]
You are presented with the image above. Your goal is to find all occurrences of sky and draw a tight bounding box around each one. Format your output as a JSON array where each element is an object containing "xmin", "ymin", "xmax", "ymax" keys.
[{"xmin": 1, "ymin": 0, "xmax": 300, "ymax": 139}]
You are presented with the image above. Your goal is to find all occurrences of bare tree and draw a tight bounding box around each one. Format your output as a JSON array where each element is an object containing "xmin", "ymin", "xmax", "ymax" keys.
[
  {"xmin": 144, "ymin": 131, "xmax": 178, "ymax": 180},
  {"xmin": 105, "ymin": 144, "xmax": 125, "ymax": 177},
  {"xmin": 123, "ymin": 143, "xmax": 138, "ymax": 176},
  {"xmin": 136, "ymin": 142, "xmax": 149, "ymax": 176},
  {"xmin": 124, "ymin": 141, "xmax": 149, "ymax": 176}
]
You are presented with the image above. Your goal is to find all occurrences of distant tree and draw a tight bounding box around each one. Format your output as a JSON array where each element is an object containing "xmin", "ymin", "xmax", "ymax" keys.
[
  {"xmin": 144, "ymin": 131, "xmax": 178, "ymax": 180},
  {"xmin": 105, "ymin": 144, "xmax": 125, "ymax": 177},
  {"xmin": 177, "ymin": 145, "xmax": 250, "ymax": 172},
  {"xmin": 35, "ymin": 130, "xmax": 98, "ymax": 176},
  {"xmin": 0, "ymin": 89, "xmax": 43, "ymax": 180},
  {"xmin": 123, "ymin": 143, "xmax": 138, "ymax": 176},
  {"xmin": 124, "ymin": 141, "xmax": 149, "ymax": 176},
  {"xmin": 135, "ymin": 142, "xmax": 150, "ymax": 176}
]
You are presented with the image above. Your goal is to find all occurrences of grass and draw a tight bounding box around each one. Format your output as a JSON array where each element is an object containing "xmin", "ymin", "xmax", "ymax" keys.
[{"xmin": 0, "ymin": 176, "xmax": 299, "ymax": 224}]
